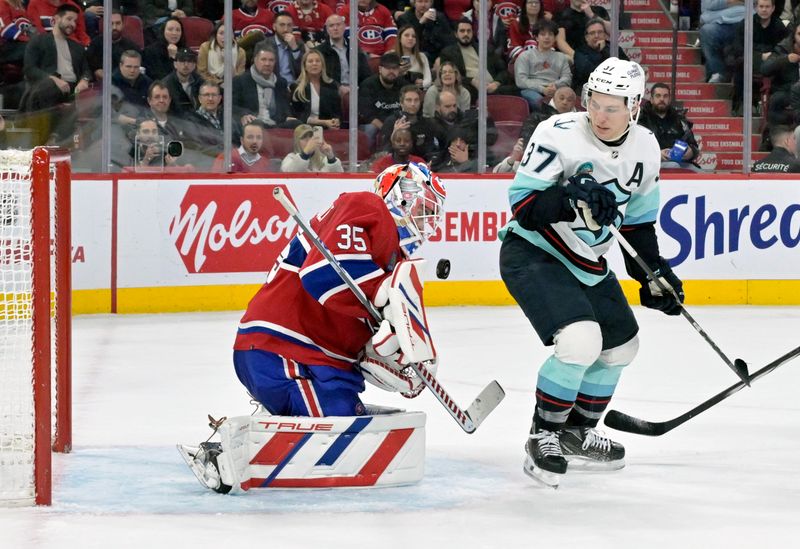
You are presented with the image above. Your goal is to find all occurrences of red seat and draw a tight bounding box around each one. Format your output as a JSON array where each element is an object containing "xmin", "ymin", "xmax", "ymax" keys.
[
  {"xmin": 491, "ymin": 121, "xmax": 523, "ymax": 161},
  {"xmin": 326, "ymin": 129, "xmax": 372, "ymax": 161},
  {"xmin": 99, "ymin": 15, "xmax": 145, "ymax": 50},
  {"xmin": 487, "ymin": 94, "xmax": 529, "ymax": 123},
  {"xmin": 181, "ymin": 16, "xmax": 214, "ymax": 51}
]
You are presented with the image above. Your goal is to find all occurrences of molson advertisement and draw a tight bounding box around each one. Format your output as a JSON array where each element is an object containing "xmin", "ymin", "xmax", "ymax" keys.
[{"xmin": 70, "ymin": 175, "xmax": 800, "ymax": 313}]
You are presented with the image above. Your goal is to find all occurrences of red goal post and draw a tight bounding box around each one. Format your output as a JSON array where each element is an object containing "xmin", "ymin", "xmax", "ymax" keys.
[{"xmin": 0, "ymin": 147, "xmax": 72, "ymax": 506}]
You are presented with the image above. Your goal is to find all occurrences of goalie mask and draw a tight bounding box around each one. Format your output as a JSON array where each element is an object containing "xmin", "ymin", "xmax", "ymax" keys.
[
  {"xmin": 583, "ymin": 57, "xmax": 646, "ymax": 125},
  {"xmin": 374, "ymin": 162, "xmax": 446, "ymax": 257}
]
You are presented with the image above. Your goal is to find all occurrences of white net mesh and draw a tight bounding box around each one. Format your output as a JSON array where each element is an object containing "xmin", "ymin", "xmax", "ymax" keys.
[{"xmin": 0, "ymin": 149, "xmax": 36, "ymax": 505}]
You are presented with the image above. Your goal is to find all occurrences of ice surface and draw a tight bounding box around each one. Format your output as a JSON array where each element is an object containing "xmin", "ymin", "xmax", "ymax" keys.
[{"xmin": 2, "ymin": 306, "xmax": 799, "ymax": 548}]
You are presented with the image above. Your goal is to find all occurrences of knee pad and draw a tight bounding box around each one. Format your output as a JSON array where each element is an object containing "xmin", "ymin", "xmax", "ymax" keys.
[
  {"xmin": 553, "ymin": 321, "xmax": 602, "ymax": 367},
  {"xmin": 599, "ymin": 335, "xmax": 639, "ymax": 367}
]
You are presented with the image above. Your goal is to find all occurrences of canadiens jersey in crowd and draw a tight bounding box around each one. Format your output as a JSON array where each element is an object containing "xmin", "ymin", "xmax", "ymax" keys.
[
  {"xmin": 336, "ymin": 2, "xmax": 397, "ymax": 56},
  {"xmin": 235, "ymin": 191, "xmax": 402, "ymax": 371},
  {"xmin": 232, "ymin": 7, "xmax": 274, "ymax": 39},
  {"xmin": 500, "ymin": 111, "xmax": 661, "ymax": 286}
]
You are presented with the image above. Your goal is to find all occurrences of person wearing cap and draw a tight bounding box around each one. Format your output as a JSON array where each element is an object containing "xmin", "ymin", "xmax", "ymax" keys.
[
  {"xmin": 162, "ymin": 47, "xmax": 202, "ymax": 116},
  {"xmin": 357, "ymin": 51, "xmax": 407, "ymax": 145},
  {"xmin": 280, "ymin": 123, "xmax": 344, "ymax": 172}
]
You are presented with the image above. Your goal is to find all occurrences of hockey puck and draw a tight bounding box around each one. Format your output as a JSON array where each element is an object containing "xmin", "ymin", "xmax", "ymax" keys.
[{"xmin": 436, "ymin": 259, "xmax": 451, "ymax": 279}]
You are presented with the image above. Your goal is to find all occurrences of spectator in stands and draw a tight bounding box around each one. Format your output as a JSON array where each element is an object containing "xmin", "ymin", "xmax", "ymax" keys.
[
  {"xmin": 281, "ymin": 123, "xmax": 344, "ymax": 172},
  {"xmin": 111, "ymin": 50, "xmax": 153, "ymax": 127},
  {"xmin": 232, "ymin": 0, "xmax": 274, "ymax": 55},
  {"xmin": 290, "ymin": 49, "xmax": 342, "ymax": 128},
  {"xmin": 638, "ymin": 82, "xmax": 702, "ymax": 171},
  {"xmin": 395, "ymin": 0, "xmax": 453, "ymax": 64},
  {"xmin": 699, "ymin": 0, "xmax": 745, "ymax": 83},
  {"xmin": 442, "ymin": 0, "xmax": 470, "ymax": 24},
  {"xmin": 143, "ymin": 17, "xmax": 187, "ymax": 81},
  {"xmin": 761, "ymin": 20, "xmax": 800, "ymax": 103},
  {"xmin": 555, "ymin": 0, "xmax": 609, "ymax": 61},
  {"xmin": 422, "ymin": 60, "xmax": 471, "ymax": 118},
  {"xmin": 0, "ymin": 0, "xmax": 33, "ymax": 67},
  {"xmin": 162, "ymin": 48, "xmax": 201, "ymax": 117},
  {"xmin": 285, "ymin": 0, "xmax": 334, "ymax": 46},
  {"xmin": 86, "ymin": 10, "xmax": 142, "ymax": 80},
  {"xmin": 493, "ymin": 137, "xmax": 524, "ymax": 173},
  {"xmin": 463, "ymin": 0, "xmax": 508, "ymax": 61},
  {"xmin": 315, "ymin": 14, "xmax": 372, "ymax": 97},
  {"xmin": 27, "ymin": 0, "xmax": 90, "ymax": 46},
  {"xmin": 232, "ymin": 41, "xmax": 296, "ymax": 129},
  {"xmin": 190, "ymin": 80, "xmax": 225, "ymax": 163},
  {"xmin": 429, "ymin": 88, "xmax": 497, "ymax": 165},
  {"xmin": 336, "ymin": 0, "xmax": 397, "ymax": 57},
  {"xmin": 370, "ymin": 127, "xmax": 426, "ymax": 172},
  {"xmin": 213, "ymin": 120, "xmax": 272, "ymax": 172},
  {"xmin": 514, "ymin": 20, "xmax": 570, "ymax": 110},
  {"xmin": 507, "ymin": 0, "xmax": 543, "ymax": 62},
  {"xmin": 727, "ymin": 0, "xmax": 787, "ymax": 115},
  {"xmin": 22, "ymin": 3, "xmax": 90, "ymax": 142},
  {"xmin": 517, "ymin": 84, "xmax": 576, "ymax": 143},
  {"xmin": 358, "ymin": 51, "xmax": 405, "ymax": 143},
  {"xmin": 145, "ymin": 80, "xmax": 192, "ymax": 143},
  {"xmin": 267, "ymin": 11, "xmax": 304, "ymax": 86},
  {"xmin": 142, "ymin": 0, "xmax": 193, "ymax": 29},
  {"xmin": 573, "ymin": 17, "xmax": 627, "ymax": 96},
  {"xmin": 197, "ymin": 21, "xmax": 246, "ymax": 86},
  {"xmin": 380, "ymin": 84, "xmax": 436, "ymax": 159},
  {"xmin": 437, "ymin": 18, "xmax": 516, "ymax": 103},
  {"xmin": 395, "ymin": 25, "xmax": 432, "ymax": 89},
  {"xmin": 752, "ymin": 124, "xmax": 800, "ymax": 172},
  {"xmin": 131, "ymin": 116, "xmax": 183, "ymax": 169},
  {"xmin": 432, "ymin": 126, "xmax": 478, "ymax": 172}
]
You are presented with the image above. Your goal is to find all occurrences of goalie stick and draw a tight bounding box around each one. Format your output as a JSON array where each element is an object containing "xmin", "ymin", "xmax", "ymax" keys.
[
  {"xmin": 604, "ymin": 344, "xmax": 800, "ymax": 436},
  {"xmin": 273, "ymin": 187, "xmax": 505, "ymax": 434},
  {"xmin": 606, "ymin": 223, "xmax": 750, "ymax": 386}
]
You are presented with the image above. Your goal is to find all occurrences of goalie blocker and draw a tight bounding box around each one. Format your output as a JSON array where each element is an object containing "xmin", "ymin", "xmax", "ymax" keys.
[{"xmin": 178, "ymin": 408, "xmax": 425, "ymax": 493}]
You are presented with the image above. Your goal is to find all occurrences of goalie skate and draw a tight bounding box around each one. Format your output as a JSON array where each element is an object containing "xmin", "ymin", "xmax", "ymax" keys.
[
  {"xmin": 522, "ymin": 430, "xmax": 567, "ymax": 489},
  {"xmin": 177, "ymin": 442, "xmax": 232, "ymax": 494},
  {"xmin": 559, "ymin": 426, "xmax": 625, "ymax": 471}
]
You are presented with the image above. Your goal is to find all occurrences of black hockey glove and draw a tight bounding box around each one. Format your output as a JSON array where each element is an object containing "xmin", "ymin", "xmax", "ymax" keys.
[
  {"xmin": 639, "ymin": 258, "xmax": 684, "ymax": 316},
  {"xmin": 564, "ymin": 173, "xmax": 618, "ymax": 227}
]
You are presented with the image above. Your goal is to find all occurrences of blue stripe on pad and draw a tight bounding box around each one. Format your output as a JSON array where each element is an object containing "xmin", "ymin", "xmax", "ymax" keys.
[{"xmin": 315, "ymin": 417, "xmax": 373, "ymax": 466}]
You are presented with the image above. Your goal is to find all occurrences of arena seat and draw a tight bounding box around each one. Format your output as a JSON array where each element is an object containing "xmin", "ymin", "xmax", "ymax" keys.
[{"xmin": 487, "ymin": 95, "xmax": 529, "ymax": 123}]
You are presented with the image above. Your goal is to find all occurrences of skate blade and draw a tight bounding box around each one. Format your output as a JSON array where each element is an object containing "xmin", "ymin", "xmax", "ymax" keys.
[
  {"xmin": 177, "ymin": 443, "xmax": 221, "ymax": 491},
  {"xmin": 564, "ymin": 456, "xmax": 626, "ymax": 471},
  {"xmin": 523, "ymin": 457, "xmax": 563, "ymax": 489}
]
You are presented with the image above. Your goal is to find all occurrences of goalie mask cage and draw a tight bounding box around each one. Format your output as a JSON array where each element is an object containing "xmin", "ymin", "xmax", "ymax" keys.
[{"xmin": 0, "ymin": 147, "xmax": 72, "ymax": 507}]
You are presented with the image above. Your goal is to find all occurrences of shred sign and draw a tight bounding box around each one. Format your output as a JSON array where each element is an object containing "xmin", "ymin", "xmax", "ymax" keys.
[{"xmin": 169, "ymin": 185, "xmax": 296, "ymax": 273}]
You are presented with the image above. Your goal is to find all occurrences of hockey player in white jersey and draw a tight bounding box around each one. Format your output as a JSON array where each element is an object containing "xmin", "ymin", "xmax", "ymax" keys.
[{"xmin": 498, "ymin": 58, "xmax": 685, "ymax": 488}]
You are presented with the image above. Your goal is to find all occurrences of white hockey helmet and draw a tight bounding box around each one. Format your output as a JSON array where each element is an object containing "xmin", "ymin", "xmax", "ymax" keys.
[
  {"xmin": 373, "ymin": 162, "xmax": 446, "ymax": 257},
  {"xmin": 583, "ymin": 57, "xmax": 646, "ymax": 123}
]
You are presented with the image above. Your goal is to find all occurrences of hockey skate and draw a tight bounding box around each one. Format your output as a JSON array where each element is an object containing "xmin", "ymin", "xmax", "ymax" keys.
[
  {"xmin": 177, "ymin": 442, "xmax": 232, "ymax": 494},
  {"xmin": 559, "ymin": 426, "xmax": 625, "ymax": 471},
  {"xmin": 523, "ymin": 429, "xmax": 568, "ymax": 488}
]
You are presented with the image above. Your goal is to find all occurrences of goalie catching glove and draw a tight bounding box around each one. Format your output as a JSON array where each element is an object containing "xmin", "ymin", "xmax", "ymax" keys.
[
  {"xmin": 640, "ymin": 257, "xmax": 684, "ymax": 316},
  {"xmin": 358, "ymin": 259, "xmax": 437, "ymax": 398}
]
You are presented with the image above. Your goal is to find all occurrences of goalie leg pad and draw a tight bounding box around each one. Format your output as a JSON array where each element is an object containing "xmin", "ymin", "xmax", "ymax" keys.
[{"xmin": 242, "ymin": 411, "xmax": 426, "ymax": 489}]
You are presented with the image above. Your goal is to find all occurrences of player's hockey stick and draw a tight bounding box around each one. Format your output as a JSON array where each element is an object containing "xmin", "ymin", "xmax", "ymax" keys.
[
  {"xmin": 606, "ymin": 223, "xmax": 750, "ymax": 386},
  {"xmin": 273, "ymin": 187, "xmax": 505, "ymax": 433},
  {"xmin": 604, "ymin": 344, "xmax": 800, "ymax": 436}
]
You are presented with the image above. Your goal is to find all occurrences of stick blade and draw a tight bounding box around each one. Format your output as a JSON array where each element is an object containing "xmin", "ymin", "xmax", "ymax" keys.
[
  {"xmin": 603, "ymin": 409, "xmax": 669, "ymax": 437},
  {"xmin": 464, "ymin": 381, "xmax": 506, "ymax": 431},
  {"xmin": 733, "ymin": 359, "xmax": 750, "ymax": 386}
]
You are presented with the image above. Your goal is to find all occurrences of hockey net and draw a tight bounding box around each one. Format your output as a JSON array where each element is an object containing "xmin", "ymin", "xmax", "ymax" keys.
[{"xmin": 0, "ymin": 148, "xmax": 72, "ymax": 506}]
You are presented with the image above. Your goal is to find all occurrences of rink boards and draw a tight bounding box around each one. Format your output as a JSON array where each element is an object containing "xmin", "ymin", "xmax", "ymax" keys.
[{"xmin": 67, "ymin": 173, "xmax": 800, "ymax": 314}]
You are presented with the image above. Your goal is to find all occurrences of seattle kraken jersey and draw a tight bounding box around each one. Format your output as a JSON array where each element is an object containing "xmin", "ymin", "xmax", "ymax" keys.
[{"xmin": 500, "ymin": 111, "xmax": 662, "ymax": 286}]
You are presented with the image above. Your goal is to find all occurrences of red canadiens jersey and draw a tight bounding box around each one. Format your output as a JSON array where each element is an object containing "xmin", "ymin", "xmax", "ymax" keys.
[
  {"xmin": 0, "ymin": 2, "xmax": 31, "ymax": 42},
  {"xmin": 285, "ymin": 1, "xmax": 333, "ymax": 43},
  {"xmin": 493, "ymin": 0, "xmax": 521, "ymax": 21},
  {"xmin": 27, "ymin": 0, "xmax": 89, "ymax": 45},
  {"xmin": 260, "ymin": 0, "xmax": 293, "ymax": 14},
  {"xmin": 235, "ymin": 192, "xmax": 403, "ymax": 371},
  {"xmin": 336, "ymin": 3, "xmax": 396, "ymax": 56},
  {"xmin": 232, "ymin": 7, "xmax": 275, "ymax": 38},
  {"xmin": 507, "ymin": 21, "xmax": 537, "ymax": 61}
]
